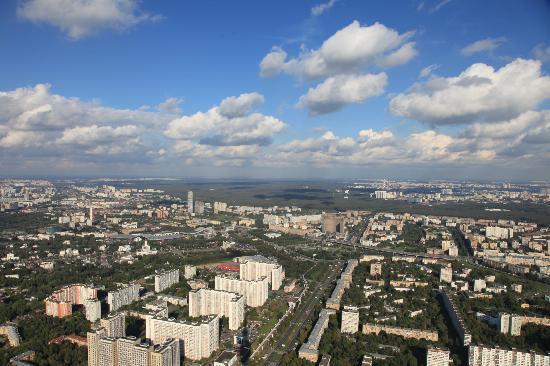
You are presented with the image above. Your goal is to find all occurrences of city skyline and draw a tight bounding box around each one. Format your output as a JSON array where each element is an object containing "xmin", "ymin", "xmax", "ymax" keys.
[{"xmin": 1, "ymin": 0, "xmax": 549, "ymax": 179}]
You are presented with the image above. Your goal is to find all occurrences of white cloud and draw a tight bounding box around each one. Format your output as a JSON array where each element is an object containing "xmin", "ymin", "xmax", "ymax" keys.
[
  {"xmin": 297, "ymin": 73, "xmax": 387, "ymax": 115},
  {"xmin": 158, "ymin": 97, "xmax": 183, "ymax": 114},
  {"xmin": 165, "ymin": 93, "xmax": 285, "ymax": 153},
  {"xmin": 18, "ymin": 0, "xmax": 161, "ymax": 39},
  {"xmin": 259, "ymin": 47, "xmax": 288, "ymax": 78},
  {"xmin": 431, "ymin": 0, "xmax": 452, "ymax": 13},
  {"xmin": 419, "ymin": 64, "xmax": 440, "ymax": 78},
  {"xmin": 389, "ymin": 59, "xmax": 550, "ymax": 125},
  {"xmin": 533, "ymin": 43, "xmax": 550, "ymax": 63},
  {"xmin": 311, "ymin": 0, "xmax": 337, "ymax": 16},
  {"xmin": 259, "ymin": 21, "xmax": 416, "ymax": 80},
  {"xmin": 0, "ymin": 83, "xmax": 172, "ymax": 162},
  {"xmin": 461, "ymin": 37, "xmax": 506, "ymax": 56},
  {"xmin": 218, "ymin": 93, "xmax": 264, "ymax": 118}
]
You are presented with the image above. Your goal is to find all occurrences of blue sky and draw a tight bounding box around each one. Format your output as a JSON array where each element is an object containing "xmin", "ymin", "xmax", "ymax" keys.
[{"xmin": 0, "ymin": 0, "xmax": 549, "ymax": 180}]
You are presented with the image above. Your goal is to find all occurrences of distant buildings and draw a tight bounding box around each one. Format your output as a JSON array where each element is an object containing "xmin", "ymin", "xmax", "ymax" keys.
[
  {"xmin": 486, "ymin": 226, "xmax": 514, "ymax": 239},
  {"xmin": 187, "ymin": 191, "xmax": 194, "ymax": 214},
  {"xmin": 188, "ymin": 288, "xmax": 245, "ymax": 330},
  {"xmin": 107, "ymin": 283, "xmax": 140, "ymax": 312},
  {"xmin": 341, "ymin": 306, "xmax": 359, "ymax": 334},
  {"xmin": 154, "ymin": 269, "xmax": 179, "ymax": 293},
  {"xmin": 184, "ymin": 265, "xmax": 197, "ymax": 280},
  {"xmin": 322, "ymin": 213, "xmax": 347, "ymax": 234}
]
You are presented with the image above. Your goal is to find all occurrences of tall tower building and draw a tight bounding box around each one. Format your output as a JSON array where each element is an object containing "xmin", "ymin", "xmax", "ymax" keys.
[{"xmin": 187, "ymin": 191, "xmax": 194, "ymax": 214}]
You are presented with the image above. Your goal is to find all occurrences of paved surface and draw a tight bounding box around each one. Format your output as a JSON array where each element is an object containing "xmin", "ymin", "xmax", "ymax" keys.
[{"xmin": 259, "ymin": 261, "xmax": 343, "ymax": 364}]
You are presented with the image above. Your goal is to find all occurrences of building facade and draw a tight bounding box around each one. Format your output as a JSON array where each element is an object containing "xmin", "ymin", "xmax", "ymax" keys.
[
  {"xmin": 147, "ymin": 316, "xmax": 219, "ymax": 361},
  {"xmin": 214, "ymin": 275, "xmax": 269, "ymax": 307},
  {"xmin": 341, "ymin": 306, "xmax": 359, "ymax": 334},
  {"xmin": 154, "ymin": 269, "xmax": 180, "ymax": 293},
  {"xmin": 108, "ymin": 283, "xmax": 140, "ymax": 312},
  {"xmin": 188, "ymin": 288, "xmax": 244, "ymax": 331}
]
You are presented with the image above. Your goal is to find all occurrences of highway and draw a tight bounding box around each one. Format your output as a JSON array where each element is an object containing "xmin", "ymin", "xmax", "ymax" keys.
[{"xmin": 259, "ymin": 260, "xmax": 343, "ymax": 365}]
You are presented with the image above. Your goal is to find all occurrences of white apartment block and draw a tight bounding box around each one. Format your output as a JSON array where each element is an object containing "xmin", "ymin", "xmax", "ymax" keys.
[
  {"xmin": 188, "ymin": 288, "xmax": 245, "ymax": 330},
  {"xmin": 155, "ymin": 269, "xmax": 180, "ymax": 293},
  {"xmin": 184, "ymin": 265, "xmax": 197, "ymax": 280},
  {"xmin": 486, "ymin": 226, "xmax": 514, "ymax": 239},
  {"xmin": 474, "ymin": 279, "xmax": 487, "ymax": 292},
  {"xmin": 147, "ymin": 316, "xmax": 219, "ymax": 361},
  {"xmin": 341, "ymin": 306, "xmax": 359, "ymax": 334},
  {"xmin": 87, "ymin": 328, "xmax": 179, "ymax": 366},
  {"xmin": 468, "ymin": 345, "xmax": 550, "ymax": 366},
  {"xmin": 214, "ymin": 275, "xmax": 269, "ymax": 307},
  {"xmin": 427, "ymin": 347, "xmax": 450, "ymax": 366},
  {"xmin": 108, "ymin": 283, "xmax": 140, "ymax": 312},
  {"xmin": 238, "ymin": 255, "xmax": 285, "ymax": 291},
  {"xmin": 85, "ymin": 299, "xmax": 102, "ymax": 322}
]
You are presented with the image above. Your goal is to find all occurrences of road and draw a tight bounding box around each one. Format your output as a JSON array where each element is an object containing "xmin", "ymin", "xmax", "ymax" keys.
[{"xmin": 259, "ymin": 260, "xmax": 343, "ymax": 365}]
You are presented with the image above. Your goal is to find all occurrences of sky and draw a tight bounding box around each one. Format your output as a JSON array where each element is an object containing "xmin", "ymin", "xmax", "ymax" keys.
[{"xmin": 0, "ymin": 0, "xmax": 549, "ymax": 181}]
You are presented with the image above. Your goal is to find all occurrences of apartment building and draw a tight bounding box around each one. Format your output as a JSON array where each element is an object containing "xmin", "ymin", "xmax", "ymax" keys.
[
  {"xmin": 440, "ymin": 289, "xmax": 472, "ymax": 346},
  {"xmin": 188, "ymin": 288, "xmax": 245, "ymax": 330},
  {"xmin": 84, "ymin": 299, "xmax": 102, "ymax": 322},
  {"xmin": 45, "ymin": 284, "xmax": 97, "ymax": 318},
  {"xmin": 184, "ymin": 265, "xmax": 197, "ymax": 280},
  {"xmin": 238, "ymin": 255, "xmax": 285, "ymax": 291},
  {"xmin": 100, "ymin": 313, "xmax": 126, "ymax": 338},
  {"xmin": 154, "ymin": 269, "xmax": 180, "ymax": 293},
  {"xmin": 440, "ymin": 266, "xmax": 453, "ymax": 284},
  {"xmin": 468, "ymin": 345, "xmax": 550, "ymax": 366},
  {"xmin": 362, "ymin": 323, "xmax": 438, "ymax": 342},
  {"xmin": 426, "ymin": 347, "xmax": 450, "ymax": 366},
  {"xmin": 299, "ymin": 308, "xmax": 336, "ymax": 363},
  {"xmin": 108, "ymin": 283, "xmax": 140, "ymax": 312},
  {"xmin": 214, "ymin": 275, "xmax": 269, "ymax": 307},
  {"xmin": 341, "ymin": 306, "xmax": 359, "ymax": 334},
  {"xmin": 147, "ymin": 315, "xmax": 219, "ymax": 361},
  {"xmin": 87, "ymin": 327, "xmax": 179, "ymax": 366}
]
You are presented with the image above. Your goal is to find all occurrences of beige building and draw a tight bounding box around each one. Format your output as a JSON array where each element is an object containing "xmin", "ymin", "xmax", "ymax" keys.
[
  {"xmin": 341, "ymin": 306, "xmax": 359, "ymax": 334},
  {"xmin": 188, "ymin": 288, "xmax": 245, "ymax": 330},
  {"xmin": 100, "ymin": 313, "xmax": 126, "ymax": 338},
  {"xmin": 299, "ymin": 309, "xmax": 336, "ymax": 363},
  {"xmin": 214, "ymin": 275, "xmax": 269, "ymax": 307},
  {"xmin": 147, "ymin": 315, "xmax": 219, "ymax": 361},
  {"xmin": 362, "ymin": 323, "xmax": 438, "ymax": 342},
  {"xmin": 427, "ymin": 347, "xmax": 450, "ymax": 366},
  {"xmin": 440, "ymin": 266, "xmax": 453, "ymax": 284},
  {"xmin": 370, "ymin": 262, "xmax": 382, "ymax": 277}
]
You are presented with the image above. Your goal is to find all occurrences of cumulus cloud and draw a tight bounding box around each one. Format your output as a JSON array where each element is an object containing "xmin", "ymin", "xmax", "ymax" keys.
[
  {"xmin": 218, "ymin": 92, "xmax": 264, "ymax": 118},
  {"xmin": 461, "ymin": 37, "xmax": 506, "ymax": 56},
  {"xmin": 533, "ymin": 43, "xmax": 550, "ymax": 63},
  {"xmin": 259, "ymin": 21, "xmax": 417, "ymax": 80},
  {"xmin": 297, "ymin": 73, "xmax": 387, "ymax": 115},
  {"xmin": 311, "ymin": 0, "xmax": 337, "ymax": 16},
  {"xmin": 0, "ymin": 83, "xmax": 173, "ymax": 164},
  {"xmin": 17, "ymin": 0, "xmax": 161, "ymax": 39},
  {"xmin": 389, "ymin": 58, "xmax": 550, "ymax": 125},
  {"xmin": 266, "ymin": 109, "xmax": 550, "ymax": 170},
  {"xmin": 165, "ymin": 92, "xmax": 284, "ymax": 146},
  {"xmin": 164, "ymin": 92, "xmax": 285, "ymax": 166},
  {"xmin": 158, "ymin": 97, "xmax": 183, "ymax": 114}
]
